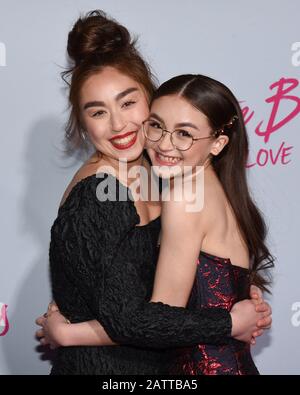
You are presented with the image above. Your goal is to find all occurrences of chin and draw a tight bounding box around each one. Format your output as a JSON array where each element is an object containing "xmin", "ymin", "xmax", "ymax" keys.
[
  {"xmin": 117, "ymin": 146, "xmax": 144, "ymax": 163},
  {"xmin": 151, "ymin": 164, "xmax": 183, "ymax": 179}
]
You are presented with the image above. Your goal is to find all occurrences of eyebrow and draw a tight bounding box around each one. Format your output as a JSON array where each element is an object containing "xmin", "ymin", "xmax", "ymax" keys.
[
  {"xmin": 83, "ymin": 100, "xmax": 105, "ymax": 110},
  {"xmin": 83, "ymin": 87, "xmax": 139, "ymax": 110},
  {"xmin": 175, "ymin": 122, "xmax": 199, "ymax": 130},
  {"xmin": 149, "ymin": 113, "xmax": 199, "ymax": 130},
  {"xmin": 115, "ymin": 87, "xmax": 138, "ymax": 101},
  {"xmin": 149, "ymin": 113, "xmax": 164, "ymax": 123}
]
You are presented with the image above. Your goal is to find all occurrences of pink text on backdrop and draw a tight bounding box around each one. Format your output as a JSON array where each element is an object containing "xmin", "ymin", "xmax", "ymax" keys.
[
  {"xmin": 0, "ymin": 303, "xmax": 9, "ymax": 336},
  {"xmin": 241, "ymin": 77, "xmax": 299, "ymax": 168}
]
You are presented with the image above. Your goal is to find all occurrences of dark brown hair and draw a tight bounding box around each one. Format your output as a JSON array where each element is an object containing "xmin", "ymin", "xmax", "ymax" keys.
[
  {"xmin": 62, "ymin": 10, "xmax": 157, "ymax": 150},
  {"xmin": 152, "ymin": 74, "xmax": 274, "ymax": 292}
]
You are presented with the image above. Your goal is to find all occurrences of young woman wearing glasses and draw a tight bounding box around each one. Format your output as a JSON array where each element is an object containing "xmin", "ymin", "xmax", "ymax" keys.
[{"xmin": 35, "ymin": 10, "xmax": 273, "ymax": 375}]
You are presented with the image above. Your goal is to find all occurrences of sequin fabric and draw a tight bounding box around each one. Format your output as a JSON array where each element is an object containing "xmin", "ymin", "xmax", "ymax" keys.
[{"xmin": 175, "ymin": 251, "xmax": 259, "ymax": 375}]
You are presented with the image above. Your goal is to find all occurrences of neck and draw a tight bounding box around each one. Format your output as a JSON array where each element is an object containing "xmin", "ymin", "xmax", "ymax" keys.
[
  {"xmin": 97, "ymin": 151, "xmax": 143, "ymax": 168},
  {"xmin": 96, "ymin": 151, "xmax": 147, "ymax": 186}
]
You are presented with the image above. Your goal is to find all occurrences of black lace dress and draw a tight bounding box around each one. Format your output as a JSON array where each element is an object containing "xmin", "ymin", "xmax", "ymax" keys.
[{"xmin": 50, "ymin": 173, "xmax": 232, "ymax": 375}]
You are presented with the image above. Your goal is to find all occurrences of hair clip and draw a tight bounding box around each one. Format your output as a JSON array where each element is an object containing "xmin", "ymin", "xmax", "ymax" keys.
[
  {"xmin": 213, "ymin": 129, "xmax": 224, "ymax": 137},
  {"xmin": 226, "ymin": 115, "xmax": 238, "ymax": 128},
  {"xmin": 214, "ymin": 115, "xmax": 238, "ymax": 137}
]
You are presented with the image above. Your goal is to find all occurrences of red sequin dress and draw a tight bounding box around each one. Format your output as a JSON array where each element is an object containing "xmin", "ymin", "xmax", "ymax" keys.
[{"xmin": 172, "ymin": 251, "xmax": 259, "ymax": 375}]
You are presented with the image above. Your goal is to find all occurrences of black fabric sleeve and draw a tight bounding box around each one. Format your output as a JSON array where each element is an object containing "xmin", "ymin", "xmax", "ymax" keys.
[
  {"xmin": 66, "ymin": 175, "xmax": 232, "ymax": 349},
  {"xmin": 95, "ymin": 242, "xmax": 232, "ymax": 349}
]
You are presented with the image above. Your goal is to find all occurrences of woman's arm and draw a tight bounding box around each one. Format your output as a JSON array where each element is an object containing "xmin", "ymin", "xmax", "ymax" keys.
[
  {"xmin": 36, "ymin": 290, "xmax": 271, "ymax": 348},
  {"xmin": 36, "ymin": 310, "xmax": 116, "ymax": 348},
  {"xmin": 36, "ymin": 199, "xmax": 202, "ymax": 347},
  {"xmin": 36, "ymin": 188, "xmax": 270, "ymax": 348},
  {"xmin": 36, "ymin": 285, "xmax": 271, "ymax": 348}
]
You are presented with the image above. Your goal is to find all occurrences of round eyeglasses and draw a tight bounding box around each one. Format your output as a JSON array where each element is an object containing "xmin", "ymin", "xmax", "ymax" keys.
[{"xmin": 142, "ymin": 119, "xmax": 214, "ymax": 151}]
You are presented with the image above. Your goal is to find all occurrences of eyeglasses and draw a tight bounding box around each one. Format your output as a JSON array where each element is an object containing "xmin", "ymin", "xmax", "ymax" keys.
[{"xmin": 142, "ymin": 119, "xmax": 214, "ymax": 151}]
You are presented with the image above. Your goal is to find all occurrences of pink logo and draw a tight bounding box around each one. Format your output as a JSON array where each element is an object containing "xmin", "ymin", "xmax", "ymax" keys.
[
  {"xmin": 241, "ymin": 77, "xmax": 300, "ymax": 168},
  {"xmin": 255, "ymin": 78, "xmax": 300, "ymax": 143},
  {"xmin": 0, "ymin": 303, "xmax": 9, "ymax": 336}
]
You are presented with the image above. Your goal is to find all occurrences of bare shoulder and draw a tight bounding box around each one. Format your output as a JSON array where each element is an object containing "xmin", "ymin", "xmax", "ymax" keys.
[
  {"xmin": 163, "ymin": 171, "xmax": 226, "ymax": 236},
  {"xmin": 161, "ymin": 193, "xmax": 206, "ymax": 238}
]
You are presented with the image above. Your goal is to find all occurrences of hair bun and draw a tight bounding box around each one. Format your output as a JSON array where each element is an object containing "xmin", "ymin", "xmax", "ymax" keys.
[{"xmin": 67, "ymin": 10, "xmax": 131, "ymax": 66}]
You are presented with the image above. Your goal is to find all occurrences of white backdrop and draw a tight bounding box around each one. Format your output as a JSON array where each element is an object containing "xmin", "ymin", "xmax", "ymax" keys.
[{"xmin": 0, "ymin": 0, "xmax": 299, "ymax": 375}]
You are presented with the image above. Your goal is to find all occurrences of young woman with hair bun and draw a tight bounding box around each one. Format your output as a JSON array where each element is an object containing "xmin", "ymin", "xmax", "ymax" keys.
[{"xmin": 35, "ymin": 10, "xmax": 272, "ymax": 375}]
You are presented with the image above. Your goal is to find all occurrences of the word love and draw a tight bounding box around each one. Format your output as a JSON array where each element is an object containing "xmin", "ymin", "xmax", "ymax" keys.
[
  {"xmin": 241, "ymin": 77, "xmax": 299, "ymax": 167},
  {"xmin": 246, "ymin": 141, "xmax": 293, "ymax": 168}
]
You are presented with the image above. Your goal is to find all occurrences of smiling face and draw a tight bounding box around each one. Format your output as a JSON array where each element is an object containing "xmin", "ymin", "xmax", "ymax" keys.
[
  {"xmin": 80, "ymin": 66, "xmax": 150, "ymax": 164},
  {"xmin": 146, "ymin": 95, "xmax": 229, "ymax": 178}
]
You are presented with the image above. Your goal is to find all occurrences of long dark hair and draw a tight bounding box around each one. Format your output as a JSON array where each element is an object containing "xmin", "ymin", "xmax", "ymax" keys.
[
  {"xmin": 152, "ymin": 74, "xmax": 274, "ymax": 292},
  {"xmin": 62, "ymin": 10, "xmax": 157, "ymax": 150}
]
